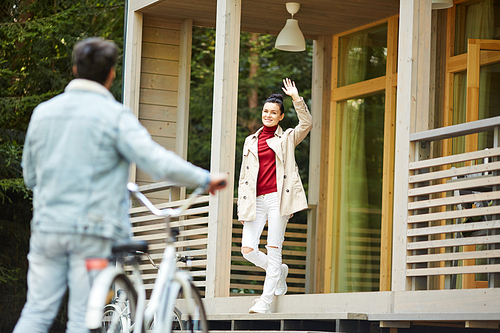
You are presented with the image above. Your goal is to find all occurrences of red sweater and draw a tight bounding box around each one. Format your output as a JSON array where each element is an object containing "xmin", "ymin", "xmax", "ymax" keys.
[{"xmin": 257, "ymin": 125, "xmax": 278, "ymax": 196}]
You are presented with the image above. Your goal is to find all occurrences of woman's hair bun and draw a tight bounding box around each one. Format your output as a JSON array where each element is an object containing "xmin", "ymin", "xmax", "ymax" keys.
[
  {"xmin": 267, "ymin": 93, "xmax": 283, "ymax": 103},
  {"xmin": 265, "ymin": 93, "xmax": 285, "ymax": 114}
]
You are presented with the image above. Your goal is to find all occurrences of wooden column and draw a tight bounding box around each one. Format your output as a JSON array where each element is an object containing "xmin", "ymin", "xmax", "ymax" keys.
[
  {"xmin": 392, "ymin": 0, "xmax": 433, "ymax": 292},
  {"xmin": 175, "ymin": 19, "xmax": 193, "ymax": 160},
  {"xmin": 380, "ymin": 15, "xmax": 398, "ymax": 292},
  {"xmin": 307, "ymin": 36, "xmax": 329, "ymax": 294},
  {"xmin": 315, "ymin": 35, "xmax": 334, "ymax": 294},
  {"xmin": 205, "ymin": 0, "xmax": 241, "ymax": 298},
  {"xmin": 123, "ymin": 9, "xmax": 143, "ymax": 182},
  {"xmin": 462, "ymin": 39, "xmax": 481, "ymax": 289}
]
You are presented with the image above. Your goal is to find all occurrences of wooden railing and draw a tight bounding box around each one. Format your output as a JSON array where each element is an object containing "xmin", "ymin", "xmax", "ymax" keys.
[
  {"xmin": 129, "ymin": 184, "xmax": 312, "ymax": 297},
  {"xmin": 129, "ymin": 182, "xmax": 210, "ymax": 295},
  {"xmin": 407, "ymin": 116, "xmax": 500, "ymax": 289},
  {"xmin": 230, "ymin": 214, "xmax": 309, "ymax": 296}
]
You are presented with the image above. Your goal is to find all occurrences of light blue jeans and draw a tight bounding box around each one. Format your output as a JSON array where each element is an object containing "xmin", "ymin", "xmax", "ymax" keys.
[{"xmin": 13, "ymin": 231, "xmax": 113, "ymax": 333}]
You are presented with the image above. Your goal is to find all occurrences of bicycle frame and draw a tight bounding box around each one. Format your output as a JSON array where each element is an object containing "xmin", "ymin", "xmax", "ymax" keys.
[{"xmin": 87, "ymin": 183, "xmax": 206, "ymax": 333}]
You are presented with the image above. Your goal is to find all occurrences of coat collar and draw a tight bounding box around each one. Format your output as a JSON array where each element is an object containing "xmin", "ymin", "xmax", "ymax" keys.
[
  {"xmin": 248, "ymin": 125, "xmax": 284, "ymax": 162},
  {"xmin": 251, "ymin": 125, "xmax": 284, "ymax": 139},
  {"xmin": 65, "ymin": 79, "xmax": 115, "ymax": 100}
]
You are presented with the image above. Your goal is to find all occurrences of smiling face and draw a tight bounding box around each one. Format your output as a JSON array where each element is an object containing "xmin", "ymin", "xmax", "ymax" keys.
[{"xmin": 262, "ymin": 102, "xmax": 284, "ymax": 127}]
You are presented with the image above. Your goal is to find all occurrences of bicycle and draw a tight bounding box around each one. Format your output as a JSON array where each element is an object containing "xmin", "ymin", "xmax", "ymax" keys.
[
  {"xmin": 86, "ymin": 183, "xmax": 210, "ymax": 333},
  {"xmin": 92, "ymin": 250, "xmax": 185, "ymax": 333}
]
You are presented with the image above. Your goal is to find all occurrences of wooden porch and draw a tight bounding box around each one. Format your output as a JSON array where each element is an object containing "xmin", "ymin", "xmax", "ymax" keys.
[{"xmin": 182, "ymin": 289, "xmax": 500, "ymax": 331}]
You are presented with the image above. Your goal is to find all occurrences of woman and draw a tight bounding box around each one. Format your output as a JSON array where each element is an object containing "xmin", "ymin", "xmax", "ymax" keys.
[{"xmin": 237, "ymin": 78, "xmax": 312, "ymax": 314}]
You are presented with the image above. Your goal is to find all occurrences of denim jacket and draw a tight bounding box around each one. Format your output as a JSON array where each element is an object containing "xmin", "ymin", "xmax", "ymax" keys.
[{"xmin": 22, "ymin": 79, "xmax": 209, "ymax": 240}]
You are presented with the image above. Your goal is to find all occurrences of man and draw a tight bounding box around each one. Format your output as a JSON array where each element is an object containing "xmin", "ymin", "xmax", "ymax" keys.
[{"xmin": 14, "ymin": 37, "xmax": 226, "ymax": 333}]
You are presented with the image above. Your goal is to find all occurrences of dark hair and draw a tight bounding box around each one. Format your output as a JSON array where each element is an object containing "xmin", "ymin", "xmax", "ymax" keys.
[
  {"xmin": 264, "ymin": 93, "xmax": 284, "ymax": 114},
  {"xmin": 72, "ymin": 37, "xmax": 118, "ymax": 85}
]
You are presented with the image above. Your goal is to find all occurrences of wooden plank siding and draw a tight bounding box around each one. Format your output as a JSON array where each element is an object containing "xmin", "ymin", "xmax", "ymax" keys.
[{"xmin": 136, "ymin": 15, "xmax": 183, "ymax": 188}]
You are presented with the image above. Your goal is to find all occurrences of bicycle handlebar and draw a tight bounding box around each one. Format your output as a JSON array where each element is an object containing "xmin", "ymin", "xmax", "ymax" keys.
[{"xmin": 127, "ymin": 182, "xmax": 205, "ymax": 218}]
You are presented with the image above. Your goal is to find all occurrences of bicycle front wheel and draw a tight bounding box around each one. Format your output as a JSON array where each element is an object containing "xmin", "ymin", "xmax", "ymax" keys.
[
  {"xmin": 147, "ymin": 306, "xmax": 183, "ymax": 332},
  {"xmin": 91, "ymin": 275, "xmax": 138, "ymax": 333},
  {"xmin": 171, "ymin": 306, "xmax": 184, "ymax": 331},
  {"xmin": 101, "ymin": 304, "xmax": 125, "ymax": 333},
  {"xmin": 177, "ymin": 281, "xmax": 208, "ymax": 333}
]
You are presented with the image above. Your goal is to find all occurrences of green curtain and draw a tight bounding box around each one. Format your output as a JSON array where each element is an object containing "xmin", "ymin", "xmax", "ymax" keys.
[{"xmin": 334, "ymin": 33, "xmax": 372, "ymax": 292}]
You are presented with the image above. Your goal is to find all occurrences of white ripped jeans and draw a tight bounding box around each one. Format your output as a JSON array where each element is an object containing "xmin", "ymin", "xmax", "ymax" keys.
[{"xmin": 241, "ymin": 192, "xmax": 289, "ymax": 305}]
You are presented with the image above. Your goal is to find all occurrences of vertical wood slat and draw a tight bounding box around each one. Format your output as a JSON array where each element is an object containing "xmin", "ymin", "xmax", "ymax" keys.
[
  {"xmin": 175, "ymin": 19, "xmax": 193, "ymax": 160},
  {"xmin": 441, "ymin": 6, "xmax": 455, "ymax": 292},
  {"xmin": 308, "ymin": 36, "xmax": 327, "ymax": 294},
  {"xmin": 123, "ymin": 10, "xmax": 144, "ymax": 183},
  {"xmin": 380, "ymin": 15, "xmax": 398, "ymax": 292},
  {"xmin": 206, "ymin": 0, "xmax": 241, "ymax": 299},
  {"xmin": 315, "ymin": 35, "xmax": 333, "ymax": 294},
  {"xmin": 324, "ymin": 35, "xmax": 339, "ymax": 294},
  {"xmin": 464, "ymin": 39, "xmax": 482, "ymax": 289}
]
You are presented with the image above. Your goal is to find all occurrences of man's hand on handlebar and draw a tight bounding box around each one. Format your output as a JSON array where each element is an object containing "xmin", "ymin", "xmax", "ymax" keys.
[{"xmin": 207, "ymin": 173, "xmax": 228, "ymax": 195}]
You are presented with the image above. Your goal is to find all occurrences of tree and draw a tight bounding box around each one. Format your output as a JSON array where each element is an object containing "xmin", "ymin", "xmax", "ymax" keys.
[{"xmin": 0, "ymin": 1, "xmax": 124, "ymax": 331}]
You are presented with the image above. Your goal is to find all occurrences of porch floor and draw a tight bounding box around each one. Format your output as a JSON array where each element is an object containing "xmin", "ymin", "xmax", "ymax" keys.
[{"xmin": 177, "ymin": 289, "xmax": 500, "ymax": 332}]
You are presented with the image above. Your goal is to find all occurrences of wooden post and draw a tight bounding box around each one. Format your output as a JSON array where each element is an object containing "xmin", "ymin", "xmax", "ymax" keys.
[
  {"xmin": 316, "ymin": 36, "xmax": 333, "ymax": 294},
  {"xmin": 380, "ymin": 15, "xmax": 398, "ymax": 292},
  {"xmin": 324, "ymin": 35, "xmax": 339, "ymax": 293},
  {"xmin": 205, "ymin": 0, "xmax": 241, "ymax": 298},
  {"xmin": 306, "ymin": 36, "xmax": 327, "ymax": 294},
  {"xmin": 175, "ymin": 19, "xmax": 193, "ymax": 161},
  {"xmin": 392, "ymin": 0, "xmax": 433, "ymax": 292},
  {"xmin": 462, "ymin": 39, "xmax": 481, "ymax": 289},
  {"xmin": 123, "ymin": 9, "xmax": 143, "ymax": 183},
  {"xmin": 171, "ymin": 18, "xmax": 193, "ymax": 202}
]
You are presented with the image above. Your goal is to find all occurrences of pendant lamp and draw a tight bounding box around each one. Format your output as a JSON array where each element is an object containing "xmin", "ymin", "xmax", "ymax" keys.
[
  {"xmin": 275, "ymin": 2, "xmax": 306, "ymax": 52},
  {"xmin": 432, "ymin": 0, "xmax": 453, "ymax": 9}
]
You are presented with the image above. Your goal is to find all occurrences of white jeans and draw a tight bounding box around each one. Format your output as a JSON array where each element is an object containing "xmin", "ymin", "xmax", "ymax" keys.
[{"xmin": 241, "ymin": 192, "xmax": 289, "ymax": 304}]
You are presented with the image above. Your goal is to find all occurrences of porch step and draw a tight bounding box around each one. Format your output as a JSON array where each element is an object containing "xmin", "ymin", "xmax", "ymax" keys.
[
  {"xmin": 209, "ymin": 331, "xmax": 341, "ymax": 333},
  {"xmin": 206, "ymin": 312, "xmax": 367, "ymax": 321},
  {"xmin": 368, "ymin": 312, "xmax": 500, "ymax": 321},
  {"xmin": 207, "ymin": 313, "xmax": 359, "ymax": 332}
]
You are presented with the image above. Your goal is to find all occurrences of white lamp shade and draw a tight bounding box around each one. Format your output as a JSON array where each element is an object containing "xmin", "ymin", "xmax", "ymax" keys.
[
  {"xmin": 275, "ymin": 19, "xmax": 306, "ymax": 52},
  {"xmin": 432, "ymin": 0, "xmax": 453, "ymax": 9}
]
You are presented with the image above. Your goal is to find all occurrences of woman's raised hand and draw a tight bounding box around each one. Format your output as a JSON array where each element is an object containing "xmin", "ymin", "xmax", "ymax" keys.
[{"xmin": 282, "ymin": 78, "xmax": 300, "ymax": 102}]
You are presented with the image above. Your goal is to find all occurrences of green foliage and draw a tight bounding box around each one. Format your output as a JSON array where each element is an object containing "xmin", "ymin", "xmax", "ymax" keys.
[
  {"xmin": 188, "ymin": 28, "xmax": 313, "ymax": 194},
  {"xmin": 0, "ymin": 1, "xmax": 125, "ymax": 331}
]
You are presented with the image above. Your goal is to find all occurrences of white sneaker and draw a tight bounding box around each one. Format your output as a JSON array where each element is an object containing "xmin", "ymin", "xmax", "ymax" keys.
[
  {"xmin": 275, "ymin": 264, "xmax": 288, "ymax": 296},
  {"xmin": 249, "ymin": 298, "xmax": 271, "ymax": 314}
]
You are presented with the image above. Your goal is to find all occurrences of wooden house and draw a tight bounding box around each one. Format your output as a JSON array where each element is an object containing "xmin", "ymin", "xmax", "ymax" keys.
[{"xmin": 124, "ymin": 0, "xmax": 500, "ymax": 331}]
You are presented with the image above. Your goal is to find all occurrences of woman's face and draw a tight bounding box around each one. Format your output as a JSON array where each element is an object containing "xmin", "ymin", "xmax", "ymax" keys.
[{"xmin": 262, "ymin": 102, "xmax": 284, "ymax": 127}]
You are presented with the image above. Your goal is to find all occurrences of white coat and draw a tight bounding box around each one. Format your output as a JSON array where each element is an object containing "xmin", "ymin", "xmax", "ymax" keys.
[{"xmin": 237, "ymin": 97, "xmax": 312, "ymax": 221}]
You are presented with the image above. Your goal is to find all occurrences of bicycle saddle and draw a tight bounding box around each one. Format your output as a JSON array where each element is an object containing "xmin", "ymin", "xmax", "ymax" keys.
[{"xmin": 112, "ymin": 240, "xmax": 149, "ymax": 255}]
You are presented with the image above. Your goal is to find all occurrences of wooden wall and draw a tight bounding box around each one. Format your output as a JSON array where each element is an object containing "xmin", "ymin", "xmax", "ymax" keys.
[{"xmin": 136, "ymin": 15, "xmax": 182, "ymax": 186}]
